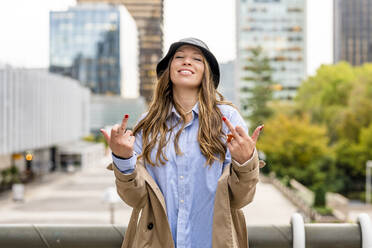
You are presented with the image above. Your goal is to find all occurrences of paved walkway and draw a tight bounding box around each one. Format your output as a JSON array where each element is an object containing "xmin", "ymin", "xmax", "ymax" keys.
[
  {"xmin": 0, "ymin": 156, "xmax": 299, "ymax": 225},
  {"xmin": 243, "ymin": 181, "xmax": 298, "ymax": 225},
  {"xmin": 347, "ymin": 204, "xmax": 372, "ymax": 222}
]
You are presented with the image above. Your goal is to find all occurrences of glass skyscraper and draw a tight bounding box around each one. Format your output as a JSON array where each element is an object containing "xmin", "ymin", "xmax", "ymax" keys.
[
  {"xmin": 334, "ymin": 0, "xmax": 372, "ymax": 65},
  {"xmin": 49, "ymin": 3, "xmax": 139, "ymax": 97},
  {"xmin": 77, "ymin": 0, "xmax": 164, "ymax": 104},
  {"xmin": 236, "ymin": 0, "xmax": 306, "ymax": 102}
]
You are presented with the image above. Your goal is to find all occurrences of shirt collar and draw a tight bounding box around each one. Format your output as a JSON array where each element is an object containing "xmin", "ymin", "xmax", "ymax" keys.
[{"xmin": 168, "ymin": 101, "xmax": 199, "ymax": 119}]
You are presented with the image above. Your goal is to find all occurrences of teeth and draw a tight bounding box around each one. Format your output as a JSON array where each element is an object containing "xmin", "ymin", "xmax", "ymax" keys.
[{"xmin": 180, "ymin": 70, "xmax": 192, "ymax": 75}]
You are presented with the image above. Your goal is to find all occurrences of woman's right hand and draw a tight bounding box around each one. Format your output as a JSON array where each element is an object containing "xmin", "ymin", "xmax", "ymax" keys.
[{"xmin": 100, "ymin": 114, "xmax": 135, "ymax": 159}]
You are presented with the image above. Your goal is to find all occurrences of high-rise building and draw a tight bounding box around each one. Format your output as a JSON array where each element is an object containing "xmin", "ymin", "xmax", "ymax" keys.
[
  {"xmin": 334, "ymin": 0, "xmax": 372, "ymax": 65},
  {"xmin": 0, "ymin": 66, "xmax": 91, "ymax": 172},
  {"xmin": 49, "ymin": 3, "xmax": 139, "ymax": 98},
  {"xmin": 219, "ymin": 61, "xmax": 238, "ymax": 105},
  {"xmin": 236, "ymin": 0, "xmax": 306, "ymax": 103},
  {"xmin": 77, "ymin": 0, "xmax": 164, "ymax": 103}
]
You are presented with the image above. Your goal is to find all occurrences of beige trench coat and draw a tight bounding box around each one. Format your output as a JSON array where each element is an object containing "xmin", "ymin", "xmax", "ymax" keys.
[{"xmin": 107, "ymin": 151, "xmax": 263, "ymax": 248}]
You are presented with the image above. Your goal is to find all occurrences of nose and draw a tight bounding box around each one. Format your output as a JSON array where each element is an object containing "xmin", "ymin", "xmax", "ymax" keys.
[{"xmin": 182, "ymin": 56, "xmax": 192, "ymax": 65}]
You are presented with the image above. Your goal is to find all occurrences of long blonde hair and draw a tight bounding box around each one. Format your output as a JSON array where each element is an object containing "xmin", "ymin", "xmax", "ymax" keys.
[{"xmin": 133, "ymin": 54, "xmax": 235, "ymax": 167}]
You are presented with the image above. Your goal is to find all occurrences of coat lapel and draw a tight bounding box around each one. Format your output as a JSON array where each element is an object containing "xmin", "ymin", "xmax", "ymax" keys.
[
  {"xmin": 137, "ymin": 161, "xmax": 168, "ymax": 215},
  {"xmin": 212, "ymin": 163, "xmax": 232, "ymax": 247}
]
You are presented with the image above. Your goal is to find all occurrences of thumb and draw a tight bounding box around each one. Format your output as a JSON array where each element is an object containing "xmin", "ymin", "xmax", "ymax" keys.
[
  {"xmin": 100, "ymin": 129, "xmax": 110, "ymax": 144},
  {"xmin": 251, "ymin": 125, "xmax": 264, "ymax": 143}
]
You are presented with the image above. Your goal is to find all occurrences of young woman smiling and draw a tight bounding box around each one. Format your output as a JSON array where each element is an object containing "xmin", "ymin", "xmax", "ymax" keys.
[{"xmin": 101, "ymin": 38, "xmax": 265, "ymax": 248}]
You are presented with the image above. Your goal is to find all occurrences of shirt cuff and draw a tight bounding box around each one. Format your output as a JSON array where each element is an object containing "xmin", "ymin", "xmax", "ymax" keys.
[
  {"xmin": 111, "ymin": 152, "xmax": 137, "ymax": 174},
  {"xmin": 232, "ymin": 148, "xmax": 257, "ymax": 167}
]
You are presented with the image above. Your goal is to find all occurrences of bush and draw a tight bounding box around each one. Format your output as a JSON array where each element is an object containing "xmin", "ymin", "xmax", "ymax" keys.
[
  {"xmin": 258, "ymin": 114, "xmax": 336, "ymax": 190},
  {"xmin": 314, "ymin": 206, "xmax": 333, "ymax": 216},
  {"xmin": 0, "ymin": 166, "xmax": 21, "ymax": 189},
  {"xmin": 313, "ymin": 185, "xmax": 326, "ymax": 207},
  {"xmin": 83, "ymin": 133, "xmax": 108, "ymax": 148}
]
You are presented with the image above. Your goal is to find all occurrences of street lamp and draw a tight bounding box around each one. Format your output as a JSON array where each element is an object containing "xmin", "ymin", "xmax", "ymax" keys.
[
  {"xmin": 366, "ymin": 160, "xmax": 372, "ymax": 205},
  {"xmin": 103, "ymin": 187, "xmax": 121, "ymax": 224}
]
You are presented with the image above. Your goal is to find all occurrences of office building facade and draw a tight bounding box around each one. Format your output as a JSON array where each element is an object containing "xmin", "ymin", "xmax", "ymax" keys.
[
  {"xmin": 77, "ymin": 0, "xmax": 164, "ymax": 103},
  {"xmin": 236, "ymin": 0, "xmax": 306, "ymax": 102},
  {"xmin": 219, "ymin": 61, "xmax": 238, "ymax": 105},
  {"xmin": 50, "ymin": 3, "xmax": 139, "ymax": 98},
  {"xmin": 334, "ymin": 0, "xmax": 372, "ymax": 65},
  {"xmin": 0, "ymin": 66, "xmax": 91, "ymax": 174}
]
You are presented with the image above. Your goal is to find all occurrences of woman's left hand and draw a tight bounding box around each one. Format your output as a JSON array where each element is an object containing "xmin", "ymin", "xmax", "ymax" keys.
[{"xmin": 222, "ymin": 116, "xmax": 264, "ymax": 164}]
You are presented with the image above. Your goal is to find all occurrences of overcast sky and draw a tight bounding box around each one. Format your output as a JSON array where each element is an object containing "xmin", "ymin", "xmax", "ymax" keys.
[{"xmin": 0, "ymin": 0, "xmax": 333, "ymax": 76}]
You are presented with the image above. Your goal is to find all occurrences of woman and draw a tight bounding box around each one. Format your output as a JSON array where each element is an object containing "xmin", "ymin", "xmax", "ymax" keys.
[{"xmin": 101, "ymin": 38, "xmax": 265, "ymax": 248}]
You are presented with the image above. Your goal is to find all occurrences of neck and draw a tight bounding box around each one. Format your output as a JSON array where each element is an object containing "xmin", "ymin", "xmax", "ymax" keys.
[{"xmin": 173, "ymin": 87, "xmax": 198, "ymax": 114}]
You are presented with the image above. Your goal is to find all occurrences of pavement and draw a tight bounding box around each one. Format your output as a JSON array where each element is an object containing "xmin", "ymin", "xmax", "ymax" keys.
[
  {"xmin": 0, "ymin": 155, "xmax": 302, "ymax": 226},
  {"xmin": 243, "ymin": 181, "xmax": 298, "ymax": 225},
  {"xmin": 346, "ymin": 204, "xmax": 372, "ymax": 223},
  {"xmin": 0, "ymin": 155, "xmax": 132, "ymax": 225}
]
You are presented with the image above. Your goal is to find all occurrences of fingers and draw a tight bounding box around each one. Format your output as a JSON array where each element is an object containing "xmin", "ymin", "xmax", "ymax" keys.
[
  {"xmin": 118, "ymin": 114, "xmax": 129, "ymax": 135},
  {"xmin": 111, "ymin": 124, "xmax": 120, "ymax": 137},
  {"xmin": 251, "ymin": 125, "xmax": 264, "ymax": 143},
  {"xmin": 100, "ymin": 129, "xmax": 110, "ymax": 143},
  {"xmin": 226, "ymin": 121, "xmax": 264, "ymax": 164},
  {"xmin": 235, "ymin": 126, "xmax": 249, "ymax": 139},
  {"xmin": 222, "ymin": 117, "xmax": 241, "ymax": 141},
  {"xmin": 128, "ymin": 134, "xmax": 135, "ymax": 146},
  {"xmin": 226, "ymin": 140, "xmax": 233, "ymax": 151},
  {"xmin": 123, "ymin": 130, "xmax": 133, "ymax": 139}
]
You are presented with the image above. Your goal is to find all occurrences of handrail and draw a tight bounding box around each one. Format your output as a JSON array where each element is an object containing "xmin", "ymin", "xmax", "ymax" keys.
[
  {"xmin": 358, "ymin": 213, "xmax": 372, "ymax": 248},
  {"xmin": 291, "ymin": 213, "xmax": 305, "ymax": 248},
  {"xmin": 0, "ymin": 223, "xmax": 365, "ymax": 248}
]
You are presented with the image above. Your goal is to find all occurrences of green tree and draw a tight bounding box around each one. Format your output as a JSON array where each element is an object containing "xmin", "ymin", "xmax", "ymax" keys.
[
  {"xmin": 333, "ymin": 139, "xmax": 365, "ymax": 194},
  {"xmin": 257, "ymin": 114, "xmax": 341, "ymax": 191},
  {"xmin": 295, "ymin": 62, "xmax": 372, "ymax": 144},
  {"xmin": 295, "ymin": 62, "xmax": 356, "ymax": 126},
  {"xmin": 241, "ymin": 47, "xmax": 275, "ymax": 128},
  {"xmin": 294, "ymin": 62, "xmax": 372, "ymax": 197},
  {"xmin": 331, "ymin": 123, "xmax": 372, "ymax": 197},
  {"xmin": 359, "ymin": 123, "xmax": 372, "ymax": 160}
]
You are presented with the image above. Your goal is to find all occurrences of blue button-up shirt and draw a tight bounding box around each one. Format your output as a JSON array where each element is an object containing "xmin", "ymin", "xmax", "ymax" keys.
[{"xmin": 112, "ymin": 103, "xmax": 251, "ymax": 248}]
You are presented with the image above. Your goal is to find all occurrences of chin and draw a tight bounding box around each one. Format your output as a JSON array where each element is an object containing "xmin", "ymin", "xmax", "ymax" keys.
[
  {"xmin": 173, "ymin": 81, "xmax": 200, "ymax": 89},
  {"xmin": 174, "ymin": 77, "xmax": 200, "ymax": 84}
]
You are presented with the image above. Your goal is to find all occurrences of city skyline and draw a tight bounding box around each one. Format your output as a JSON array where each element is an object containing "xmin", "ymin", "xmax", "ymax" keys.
[{"xmin": 0, "ymin": 0, "xmax": 332, "ymax": 77}]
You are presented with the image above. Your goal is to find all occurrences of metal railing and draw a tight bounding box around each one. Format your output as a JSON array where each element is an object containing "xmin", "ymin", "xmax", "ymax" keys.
[{"xmin": 0, "ymin": 214, "xmax": 371, "ymax": 248}]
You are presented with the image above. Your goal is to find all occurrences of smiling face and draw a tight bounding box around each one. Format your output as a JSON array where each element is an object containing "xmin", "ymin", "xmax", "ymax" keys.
[{"xmin": 169, "ymin": 45, "xmax": 205, "ymax": 90}]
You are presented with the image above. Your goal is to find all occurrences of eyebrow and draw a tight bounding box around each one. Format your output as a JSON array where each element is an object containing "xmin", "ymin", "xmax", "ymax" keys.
[{"xmin": 175, "ymin": 49, "xmax": 202, "ymax": 56}]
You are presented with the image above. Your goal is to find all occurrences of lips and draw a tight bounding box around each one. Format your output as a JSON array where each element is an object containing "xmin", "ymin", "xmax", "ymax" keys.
[{"xmin": 178, "ymin": 68, "xmax": 194, "ymax": 75}]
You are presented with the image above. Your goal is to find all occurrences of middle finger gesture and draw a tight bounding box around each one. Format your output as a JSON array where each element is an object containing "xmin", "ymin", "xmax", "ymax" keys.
[{"xmin": 222, "ymin": 116, "xmax": 263, "ymax": 164}]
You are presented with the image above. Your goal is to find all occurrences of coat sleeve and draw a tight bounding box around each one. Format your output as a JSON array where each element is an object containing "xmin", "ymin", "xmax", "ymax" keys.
[
  {"xmin": 107, "ymin": 160, "xmax": 148, "ymax": 209},
  {"xmin": 227, "ymin": 150, "xmax": 261, "ymax": 209}
]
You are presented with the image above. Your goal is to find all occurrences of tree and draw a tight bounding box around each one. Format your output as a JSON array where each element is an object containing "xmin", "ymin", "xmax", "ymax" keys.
[
  {"xmin": 240, "ymin": 47, "xmax": 275, "ymax": 128},
  {"xmin": 295, "ymin": 62, "xmax": 356, "ymax": 126},
  {"xmin": 257, "ymin": 114, "xmax": 341, "ymax": 191},
  {"xmin": 295, "ymin": 62, "xmax": 372, "ymax": 143},
  {"xmin": 359, "ymin": 123, "xmax": 372, "ymax": 160},
  {"xmin": 293, "ymin": 62, "xmax": 372, "ymax": 197},
  {"xmin": 333, "ymin": 139, "xmax": 365, "ymax": 194}
]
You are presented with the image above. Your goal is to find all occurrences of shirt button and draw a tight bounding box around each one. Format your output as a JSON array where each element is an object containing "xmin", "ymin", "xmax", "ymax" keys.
[
  {"xmin": 147, "ymin": 222, "xmax": 154, "ymax": 230},
  {"xmin": 180, "ymin": 200, "xmax": 184, "ymax": 203},
  {"xmin": 180, "ymin": 175, "xmax": 184, "ymax": 179}
]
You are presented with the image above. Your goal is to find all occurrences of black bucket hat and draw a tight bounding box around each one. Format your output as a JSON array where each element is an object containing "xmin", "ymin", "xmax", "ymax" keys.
[{"xmin": 156, "ymin": 37, "xmax": 220, "ymax": 89}]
